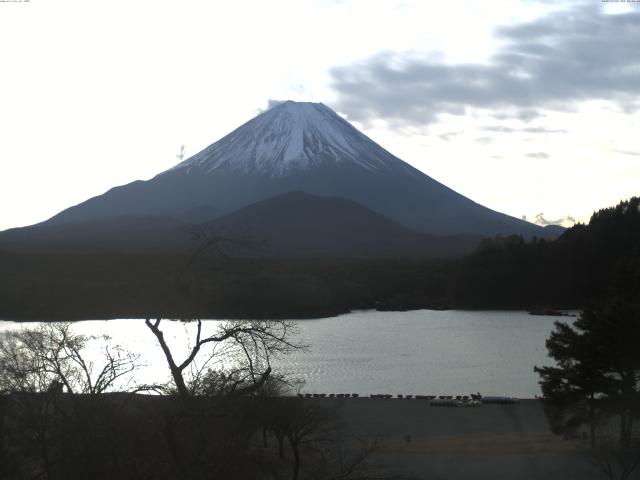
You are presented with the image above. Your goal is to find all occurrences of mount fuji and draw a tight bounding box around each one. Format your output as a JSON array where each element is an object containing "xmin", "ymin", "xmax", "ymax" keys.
[{"xmin": 1, "ymin": 101, "xmax": 558, "ymax": 256}]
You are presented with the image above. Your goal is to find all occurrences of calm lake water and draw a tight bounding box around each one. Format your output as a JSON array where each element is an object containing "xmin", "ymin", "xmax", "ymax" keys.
[{"xmin": 0, "ymin": 310, "xmax": 571, "ymax": 397}]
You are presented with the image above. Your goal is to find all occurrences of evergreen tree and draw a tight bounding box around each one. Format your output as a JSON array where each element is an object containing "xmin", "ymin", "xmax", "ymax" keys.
[{"xmin": 535, "ymin": 299, "xmax": 640, "ymax": 447}]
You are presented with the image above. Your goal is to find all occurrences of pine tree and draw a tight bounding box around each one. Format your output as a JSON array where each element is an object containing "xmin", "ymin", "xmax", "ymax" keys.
[{"xmin": 535, "ymin": 299, "xmax": 640, "ymax": 447}]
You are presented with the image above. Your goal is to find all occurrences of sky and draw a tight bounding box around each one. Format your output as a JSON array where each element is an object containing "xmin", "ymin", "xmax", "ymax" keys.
[{"xmin": 1, "ymin": 0, "xmax": 638, "ymax": 231}]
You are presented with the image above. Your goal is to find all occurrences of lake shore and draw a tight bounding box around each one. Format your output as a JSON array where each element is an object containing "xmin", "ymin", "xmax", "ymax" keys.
[{"xmin": 327, "ymin": 397, "xmax": 598, "ymax": 479}]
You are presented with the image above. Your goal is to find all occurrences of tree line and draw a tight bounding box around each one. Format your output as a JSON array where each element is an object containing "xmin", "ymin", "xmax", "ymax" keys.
[{"xmin": 1, "ymin": 197, "xmax": 638, "ymax": 319}]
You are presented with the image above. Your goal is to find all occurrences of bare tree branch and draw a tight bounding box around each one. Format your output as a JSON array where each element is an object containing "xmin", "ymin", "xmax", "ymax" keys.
[{"xmin": 145, "ymin": 318, "xmax": 303, "ymax": 398}]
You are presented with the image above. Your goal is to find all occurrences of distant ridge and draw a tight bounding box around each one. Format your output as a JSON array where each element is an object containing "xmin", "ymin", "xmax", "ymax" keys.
[
  {"xmin": 0, "ymin": 216, "xmax": 191, "ymax": 253},
  {"xmin": 207, "ymin": 191, "xmax": 482, "ymax": 258},
  {"xmin": 0, "ymin": 192, "xmax": 481, "ymax": 258}
]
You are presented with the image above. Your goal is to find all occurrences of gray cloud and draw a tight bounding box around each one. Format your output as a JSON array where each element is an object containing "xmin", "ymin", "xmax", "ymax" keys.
[
  {"xmin": 267, "ymin": 99, "xmax": 288, "ymax": 109},
  {"xmin": 521, "ymin": 127, "xmax": 567, "ymax": 134},
  {"xmin": 482, "ymin": 125, "xmax": 567, "ymax": 133},
  {"xmin": 439, "ymin": 131, "xmax": 462, "ymax": 142},
  {"xmin": 330, "ymin": 4, "xmax": 640, "ymax": 127},
  {"xmin": 492, "ymin": 109, "xmax": 542, "ymax": 122},
  {"xmin": 534, "ymin": 213, "xmax": 576, "ymax": 226},
  {"xmin": 475, "ymin": 137, "xmax": 494, "ymax": 145},
  {"xmin": 613, "ymin": 148, "xmax": 640, "ymax": 157},
  {"xmin": 526, "ymin": 152, "xmax": 551, "ymax": 159},
  {"xmin": 257, "ymin": 99, "xmax": 288, "ymax": 114},
  {"xmin": 483, "ymin": 125, "xmax": 567, "ymax": 134},
  {"xmin": 483, "ymin": 126, "xmax": 516, "ymax": 133}
]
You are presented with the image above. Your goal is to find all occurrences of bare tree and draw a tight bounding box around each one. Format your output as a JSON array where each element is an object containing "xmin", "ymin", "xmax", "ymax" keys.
[
  {"xmin": 256, "ymin": 374, "xmax": 302, "ymax": 451},
  {"xmin": 176, "ymin": 225, "xmax": 265, "ymax": 284},
  {"xmin": 0, "ymin": 323, "xmax": 139, "ymax": 395},
  {"xmin": 260, "ymin": 397, "xmax": 407, "ymax": 480},
  {"xmin": 285, "ymin": 400, "xmax": 341, "ymax": 480},
  {"xmin": 0, "ymin": 323, "xmax": 141, "ymax": 480},
  {"xmin": 144, "ymin": 318, "xmax": 300, "ymax": 399},
  {"xmin": 586, "ymin": 422, "xmax": 640, "ymax": 480},
  {"xmin": 313, "ymin": 438, "xmax": 412, "ymax": 480},
  {"xmin": 587, "ymin": 443, "xmax": 640, "ymax": 480}
]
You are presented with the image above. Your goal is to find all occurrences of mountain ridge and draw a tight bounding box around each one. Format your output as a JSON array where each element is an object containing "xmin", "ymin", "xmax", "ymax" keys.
[
  {"xmin": 0, "ymin": 192, "xmax": 482, "ymax": 258},
  {"xmin": 22, "ymin": 100, "xmax": 559, "ymax": 238},
  {"xmin": 207, "ymin": 191, "xmax": 482, "ymax": 258}
]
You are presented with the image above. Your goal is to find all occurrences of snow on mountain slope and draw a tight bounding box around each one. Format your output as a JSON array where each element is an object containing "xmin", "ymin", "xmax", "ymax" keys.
[{"xmin": 170, "ymin": 101, "xmax": 410, "ymax": 177}]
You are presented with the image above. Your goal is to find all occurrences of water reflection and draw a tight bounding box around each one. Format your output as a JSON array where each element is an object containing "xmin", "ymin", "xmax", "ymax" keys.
[{"xmin": 0, "ymin": 310, "xmax": 565, "ymax": 397}]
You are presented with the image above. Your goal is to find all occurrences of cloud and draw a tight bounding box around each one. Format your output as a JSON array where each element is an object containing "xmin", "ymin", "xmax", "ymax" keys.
[
  {"xmin": 330, "ymin": 4, "xmax": 640, "ymax": 127},
  {"xmin": 526, "ymin": 152, "xmax": 550, "ymax": 159},
  {"xmin": 613, "ymin": 148, "xmax": 640, "ymax": 157},
  {"xmin": 482, "ymin": 125, "xmax": 567, "ymax": 134},
  {"xmin": 256, "ymin": 99, "xmax": 288, "ymax": 114},
  {"xmin": 475, "ymin": 137, "xmax": 494, "ymax": 145},
  {"xmin": 438, "ymin": 131, "xmax": 462, "ymax": 142},
  {"xmin": 521, "ymin": 127, "xmax": 567, "ymax": 134},
  {"xmin": 534, "ymin": 213, "xmax": 576, "ymax": 226},
  {"xmin": 483, "ymin": 126, "xmax": 516, "ymax": 133},
  {"xmin": 267, "ymin": 99, "xmax": 288, "ymax": 109}
]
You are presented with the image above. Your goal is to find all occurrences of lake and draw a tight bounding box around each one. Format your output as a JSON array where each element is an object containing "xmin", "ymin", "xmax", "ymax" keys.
[{"xmin": 0, "ymin": 310, "xmax": 571, "ymax": 397}]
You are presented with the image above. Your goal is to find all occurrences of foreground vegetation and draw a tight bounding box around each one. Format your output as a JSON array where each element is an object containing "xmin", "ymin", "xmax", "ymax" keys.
[
  {"xmin": 536, "ymin": 299, "xmax": 640, "ymax": 479},
  {"xmin": 0, "ymin": 321, "xmax": 404, "ymax": 480},
  {"xmin": 1, "ymin": 308, "xmax": 638, "ymax": 479}
]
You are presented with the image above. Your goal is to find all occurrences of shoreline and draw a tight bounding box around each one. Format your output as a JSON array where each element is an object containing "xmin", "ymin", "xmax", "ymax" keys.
[
  {"xmin": 0, "ymin": 306, "xmax": 581, "ymax": 323},
  {"xmin": 319, "ymin": 397, "xmax": 596, "ymax": 479}
]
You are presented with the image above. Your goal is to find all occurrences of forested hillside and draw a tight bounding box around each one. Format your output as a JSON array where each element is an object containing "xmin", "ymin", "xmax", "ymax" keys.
[{"xmin": 451, "ymin": 197, "xmax": 640, "ymax": 308}]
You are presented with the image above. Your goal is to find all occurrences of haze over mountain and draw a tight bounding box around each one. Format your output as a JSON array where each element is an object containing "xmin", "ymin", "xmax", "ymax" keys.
[{"xmin": 41, "ymin": 101, "xmax": 553, "ymax": 238}]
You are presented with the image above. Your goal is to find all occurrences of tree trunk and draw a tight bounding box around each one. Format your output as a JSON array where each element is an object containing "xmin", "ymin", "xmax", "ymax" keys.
[
  {"xmin": 589, "ymin": 391, "xmax": 596, "ymax": 449},
  {"xmin": 277, "ymin": 434, "xmax": 285, "ymax": 459},
  {"xmin": 0, "ymin": 396, "xmax": 6, "ymax": 479},
  {"xmin": 623, "ymin": 410, "xmax": 633, "ymax": 448},
  {"xmin": 168, "ymin": 364, "xmax": 190, "ymax": 398},
  {"xmin": 620, "ymin": 409, "xmax": 631, "ymax": 448},
  {"xmin": 163, "ymin": 415, "xmax": 189, "ymax": 480},
  {"xmin": 38, "ymin": 433, "xmax": 53, "ymax": 480},
  {"xmin": 145, "ymin": 319, "xmax": 190, "ymax": 398},
  {"xmin": 619, "ymin": 377, "xmax": 635, "ymax": 448},
  {"xmin": 290, "ymin": 439, "xmax": 300, "ymax": 480}
]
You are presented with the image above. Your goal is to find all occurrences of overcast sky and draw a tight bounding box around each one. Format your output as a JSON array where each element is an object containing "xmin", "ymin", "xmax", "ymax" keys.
[{"xmin": 1, "ymin": 0, "xmax": 638, "ymax": 231}]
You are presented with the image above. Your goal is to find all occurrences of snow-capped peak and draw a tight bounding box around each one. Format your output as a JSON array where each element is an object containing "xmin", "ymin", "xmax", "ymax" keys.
[{"xmin": 170, "ymin": 101, "xmax": 405, "ymax": 177}]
